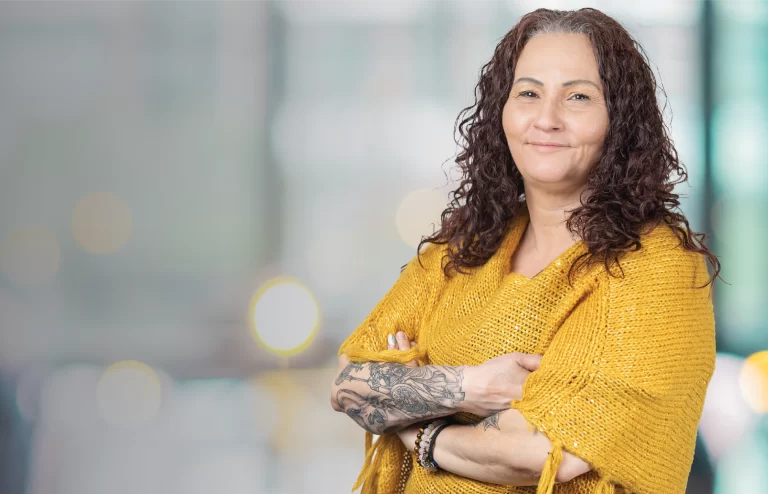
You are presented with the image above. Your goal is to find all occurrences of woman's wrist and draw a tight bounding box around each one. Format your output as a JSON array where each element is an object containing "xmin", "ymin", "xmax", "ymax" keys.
[
  {"xmin": 457, "ymin": 364, "xmax": 480, "ymax": 414},
  {"xmin": 430, "ymin": 423, "xmax": 460, "ymax": 473},
  {"xmin": 412, "ymin": 419, "xmax": 451, "ymax": 472}
]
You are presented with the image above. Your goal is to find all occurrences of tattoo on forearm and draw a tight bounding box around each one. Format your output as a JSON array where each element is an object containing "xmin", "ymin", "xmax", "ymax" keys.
[
  {"xmin": 471, "ymin": 414, "xmax": 501, "ymax": 431},
  {"xmin": 335, "ymin": 362, "xmax": 465, "ymax": 434}
]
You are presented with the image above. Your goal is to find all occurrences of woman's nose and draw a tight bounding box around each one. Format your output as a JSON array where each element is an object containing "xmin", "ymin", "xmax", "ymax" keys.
[{"xmin": 533, "ymin": 99, "xmax": 564, "ymax": 131}]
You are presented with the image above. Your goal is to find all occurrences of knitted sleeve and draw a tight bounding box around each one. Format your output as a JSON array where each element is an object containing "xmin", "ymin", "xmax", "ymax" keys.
[
  {"xmin": 338, "ymin": 242, "xmax": 444, "ymax": 363},
  {"xmin": 510, "ymin": 229, "xmax": 716, "ymax": 494}
]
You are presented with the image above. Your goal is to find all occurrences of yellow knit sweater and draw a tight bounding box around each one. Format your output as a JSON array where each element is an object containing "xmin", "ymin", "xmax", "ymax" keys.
[{"xmin": 338, "ymin": 206, "xmax": 716, "ymax": 494}]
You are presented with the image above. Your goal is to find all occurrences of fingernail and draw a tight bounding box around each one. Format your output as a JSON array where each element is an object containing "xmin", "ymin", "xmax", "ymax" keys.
[
  {"xmin": 388, "ymin": 334, "xmax": 396, "ymax": 348},
  {"xmin": 397, "ymin": 331, "xmax": 406, "ymax": 340}
]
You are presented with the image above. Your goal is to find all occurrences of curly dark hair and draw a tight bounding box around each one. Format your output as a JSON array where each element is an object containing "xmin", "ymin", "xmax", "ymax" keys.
[{"xmin": 417, "ymin": 7, "xmax": 720, "ymax": 287}]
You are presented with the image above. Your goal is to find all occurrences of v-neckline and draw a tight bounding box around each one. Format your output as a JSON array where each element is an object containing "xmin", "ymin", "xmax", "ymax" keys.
[{"xmin": 497, "ymin": 206, "xmax": 587, "ymax": 284}]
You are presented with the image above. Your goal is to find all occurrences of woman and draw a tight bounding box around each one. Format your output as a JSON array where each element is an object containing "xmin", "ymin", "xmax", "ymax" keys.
[{"xmin": 330, "ymin": 7, "xmax": 720, "ymax": 494}]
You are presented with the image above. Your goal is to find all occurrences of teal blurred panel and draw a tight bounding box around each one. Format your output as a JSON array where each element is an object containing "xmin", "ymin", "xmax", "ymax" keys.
[{"xmin": 712, "ymin": 0, "xmax": 768, "ymax": 354}]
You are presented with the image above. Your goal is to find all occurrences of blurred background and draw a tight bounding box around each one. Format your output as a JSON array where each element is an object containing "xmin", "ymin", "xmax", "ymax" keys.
[{"xmin": 0, "ymin": 0, "xmax": 766, "ymax": 493}]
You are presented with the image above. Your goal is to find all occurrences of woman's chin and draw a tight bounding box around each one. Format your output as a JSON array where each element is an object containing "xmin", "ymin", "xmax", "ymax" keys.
[{"xmin": 522, "ymin": 170, "xmax": 575, "ymax": 187}]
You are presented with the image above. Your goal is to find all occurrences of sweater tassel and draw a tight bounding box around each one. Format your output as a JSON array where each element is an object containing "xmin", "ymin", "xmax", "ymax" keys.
[
  {"xmin": 341, "ymin": 346, "xmax": 427, "ymax": 367},
  {"xmin": 536, "ymin": 440, "xmax": 563, "ymax": 494},
  {"xmin": 352, "ymin": 433, "xmax": 403, "ymax": 493},
  {"xmin": 352, "ymin": 432, "xmax": 378, "ymax": 493}
]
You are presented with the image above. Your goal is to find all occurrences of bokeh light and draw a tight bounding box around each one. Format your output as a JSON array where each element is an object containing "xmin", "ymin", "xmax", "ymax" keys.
[
  {"xmin": 740, "ymin": 350, "xmax": 768, "ymax": 413},
  {"xmin": 249, "ymin": 277, "xmax": 320, "ymax": 355},
  {"xmin": 395, "ymin": 188, "xmax": 445, "ymax": 248},
  {"xmin": 96, "ymin": 360, "xmax": 164, "ymax": 428},
  {"xmin": 72, "ymin": 191, "xmax": 133, "ymax": 254},
  {"xmin": 0, "ymin": 225, "xmax": 60, "ymax": 287},
  {"xmin": 700, "ymin": 354, "xmax": 761, "ymax": 465}
]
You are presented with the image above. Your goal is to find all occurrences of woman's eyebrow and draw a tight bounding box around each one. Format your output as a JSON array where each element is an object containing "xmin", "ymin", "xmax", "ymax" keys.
[
  {"xmin": 513, "ymin": 77, "xmax": 545, "ymax": 86},
  {"xmin": 512, "ymin": 77, "xmax": 600, "ymax": 90},
  {"xmin": 562, "ymin": 79, "xmax": 601, "ymax": 90}
]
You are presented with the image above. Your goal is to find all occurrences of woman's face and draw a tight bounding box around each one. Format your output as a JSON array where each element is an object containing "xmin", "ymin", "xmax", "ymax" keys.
[{"xmin": 502, "ymin": 33, "xmax": 609, "ymax": 193}]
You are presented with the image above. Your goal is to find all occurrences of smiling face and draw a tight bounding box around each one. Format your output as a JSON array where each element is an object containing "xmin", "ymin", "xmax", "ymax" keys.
[{"xmin": 502, "ymin": 33, "xmax": 610, "ymax": 194}]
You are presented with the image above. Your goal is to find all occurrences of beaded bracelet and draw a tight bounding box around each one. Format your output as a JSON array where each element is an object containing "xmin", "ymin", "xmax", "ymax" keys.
[
  {"xmin": 413, "ymin": 422, "xmax": 438, "ymax": 464},
  {"xmin": 413, "ymin": 419, "xmax": 449, "ymax": 473}
]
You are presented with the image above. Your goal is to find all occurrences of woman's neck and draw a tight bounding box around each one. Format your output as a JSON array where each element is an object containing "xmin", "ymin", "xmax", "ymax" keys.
[{"xmin": 521, "ymin": 187, "xmax": 584, "ymax": 255}]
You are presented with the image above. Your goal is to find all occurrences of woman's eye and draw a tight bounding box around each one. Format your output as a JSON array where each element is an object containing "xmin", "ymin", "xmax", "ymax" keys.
[
  {"xmin": 571, "ymin": 93, "xmax": 591, "ymax": 101},
  {"xmin": 518, "ymin": 90, "xmax": 537, "ymax": 98}
]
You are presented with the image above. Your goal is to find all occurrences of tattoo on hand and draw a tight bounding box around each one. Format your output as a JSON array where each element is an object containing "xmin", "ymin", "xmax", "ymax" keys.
[{"xmin": 335, "ymin": 361, "xmax": 465, "ymax": 434}]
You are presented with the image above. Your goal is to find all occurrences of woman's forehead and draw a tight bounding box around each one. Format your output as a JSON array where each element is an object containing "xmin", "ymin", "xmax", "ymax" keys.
[{"xmin": 515, "ymin": 33, "xmax": 600, "ymax": 81}]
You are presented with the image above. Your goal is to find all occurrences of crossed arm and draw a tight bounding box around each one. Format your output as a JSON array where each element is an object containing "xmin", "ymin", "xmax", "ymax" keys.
[
  {"xmin": 330, "ymin": 352, "xmax": 591, "ymax": 485},
  {"xmin": 330, "ymin": 353, "xmax": 467, "ymax": 434},
  {"xmin": 396, "ymin": 408, "xmax": 588, "ymax": 485}
]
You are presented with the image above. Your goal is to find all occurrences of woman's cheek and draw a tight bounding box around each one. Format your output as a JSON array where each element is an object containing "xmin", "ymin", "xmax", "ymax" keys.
[{"xmin": 575, "ymin": 116, "xmax": 609, "ymax": 144}]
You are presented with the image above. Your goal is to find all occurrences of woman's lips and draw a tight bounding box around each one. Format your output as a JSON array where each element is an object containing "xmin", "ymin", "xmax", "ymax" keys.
[{"xmin": 529, "ymin": 143, "xmax": 569, "ymax": 152}]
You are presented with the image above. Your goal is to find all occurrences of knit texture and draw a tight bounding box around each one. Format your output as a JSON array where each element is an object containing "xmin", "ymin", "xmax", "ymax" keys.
[{"xmin": 338, "ymin": 206, "xmax": 716, "ymax": 494}]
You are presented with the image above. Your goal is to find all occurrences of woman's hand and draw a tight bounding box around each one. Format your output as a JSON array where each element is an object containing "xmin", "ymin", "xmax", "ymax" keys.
[
  {"xmin": 387, "ymin": 331, "xmax": 419, "ymax": 366},
  {"xmin": 386, "ymin": 332, "xmax": 542, "ymax": 418},
  {"xmin": 459, "ymin": 352, "xmax": 542, "ymax": 417}
]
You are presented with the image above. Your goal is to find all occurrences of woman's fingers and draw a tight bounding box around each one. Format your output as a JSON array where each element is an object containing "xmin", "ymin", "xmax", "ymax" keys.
[
  {"xmin": 404, "ymin": 337, "xmax": 420, "ymax": 366},
  {"xmin": 387, "ymin": 332, "xmax": 411, "ymax": 351},
  {"xmin": 387, "ymin": 333, "xmax": 420, "ymax": 366},
  {"xmin": 517, "ymin": 353, "xmax": 543, "ymax": 372},
  {"xmin": 395, "ymin": 331, "xmax": 410, "ymax": 351}
]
